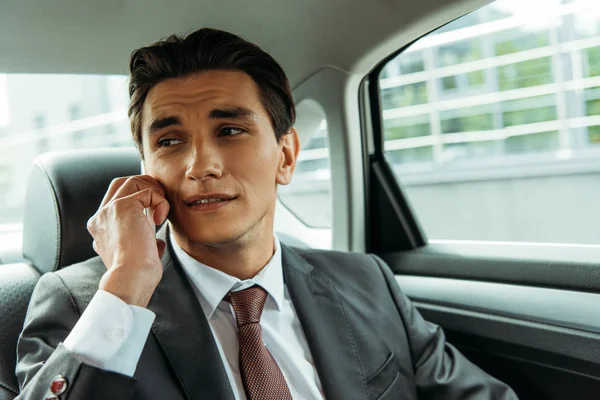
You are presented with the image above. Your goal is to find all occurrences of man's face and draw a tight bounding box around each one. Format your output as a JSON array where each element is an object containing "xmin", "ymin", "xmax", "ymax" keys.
[{"xmin": 141, "ymin": 70, "xmax": 298, "ymax": 248}]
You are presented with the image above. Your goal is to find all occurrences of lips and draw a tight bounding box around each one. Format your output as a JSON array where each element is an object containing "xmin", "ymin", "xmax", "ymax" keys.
[{"xmin": 184, "ymin": 194, "xmax": 237, "ymax": 206}]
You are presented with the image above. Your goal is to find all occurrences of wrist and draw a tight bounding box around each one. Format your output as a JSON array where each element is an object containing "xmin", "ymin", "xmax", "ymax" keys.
[{"xmin": 99, "ymin": 266, "xmax": 162, "ymax": 307}]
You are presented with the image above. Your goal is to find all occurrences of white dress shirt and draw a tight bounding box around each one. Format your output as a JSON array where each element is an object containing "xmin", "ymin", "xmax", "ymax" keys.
[{"xmin": 63, "ymin": 233, "xmax": 324, "ymax": 400}]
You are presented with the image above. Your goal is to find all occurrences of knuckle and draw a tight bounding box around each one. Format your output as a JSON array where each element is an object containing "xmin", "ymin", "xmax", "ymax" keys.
[
  {"xmin": 137, "ymin": 187, "xmax": 155, "ymax": 198},
  {"xmin": 86, "ymin": 216, "xmax": 96, "ymax": 232},
  {"xmin": 127, "ymin": 176, "xmax": 146, "ymax": 191},
  {"xmin": 110, "ymin": 176, "xmax": 127, "ymax": 187},
  {"xmin": 112, "ymin": 197, "xmax": 129, "ymax": 211}
]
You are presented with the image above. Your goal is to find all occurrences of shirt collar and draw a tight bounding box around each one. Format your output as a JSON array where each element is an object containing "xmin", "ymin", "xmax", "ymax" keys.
[{"xmin": 170, "ymin": 231, "xmax": 284, "ymax": 319}]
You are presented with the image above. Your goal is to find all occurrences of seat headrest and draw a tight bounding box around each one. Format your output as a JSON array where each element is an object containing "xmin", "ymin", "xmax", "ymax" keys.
[{"xmin": 22, "ymin": 148, "xmax": 141, "ymax": 274}]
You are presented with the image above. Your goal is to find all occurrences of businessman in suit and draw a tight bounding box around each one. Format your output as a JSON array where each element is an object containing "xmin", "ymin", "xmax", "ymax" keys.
[{"xmin": 15, "ymin": 28, "xmax": 518, "ymax": 399}]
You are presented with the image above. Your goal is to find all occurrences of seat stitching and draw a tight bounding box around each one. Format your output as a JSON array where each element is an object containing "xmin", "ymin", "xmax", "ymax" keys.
[{"xmin": 0, "ymin": 380, "xmax": 18, "ymax": 395}]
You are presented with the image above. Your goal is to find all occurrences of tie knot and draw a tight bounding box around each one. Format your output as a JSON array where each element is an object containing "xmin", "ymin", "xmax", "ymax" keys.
[{"xmin": 225, "ymin": 285, "xmax": 268, "ymax": 326}]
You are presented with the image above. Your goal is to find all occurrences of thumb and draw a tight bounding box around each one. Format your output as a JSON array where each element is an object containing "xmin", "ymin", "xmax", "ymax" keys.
[{"xmin": 156, "ymin": 239, "xmax": 167, "ymax": 259}]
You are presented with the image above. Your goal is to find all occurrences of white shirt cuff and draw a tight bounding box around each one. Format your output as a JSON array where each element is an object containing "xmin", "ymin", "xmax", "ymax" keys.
[{"xmin": 63, "ymin": 289, "xmax": 156, "ymax": 377}]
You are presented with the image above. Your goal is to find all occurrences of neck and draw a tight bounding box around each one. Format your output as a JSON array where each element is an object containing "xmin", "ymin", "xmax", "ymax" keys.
[{"xmin": 171, "ymin": 224, "xmax": 275, "ymax": 280}]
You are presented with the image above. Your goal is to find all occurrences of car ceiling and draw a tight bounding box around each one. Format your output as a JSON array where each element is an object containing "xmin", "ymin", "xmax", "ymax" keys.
[{"xmin": 0, "ymin": 0, "xmax": 490, "ymax": 89}]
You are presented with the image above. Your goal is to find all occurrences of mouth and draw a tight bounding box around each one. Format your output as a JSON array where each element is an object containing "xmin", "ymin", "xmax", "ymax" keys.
[{"xmin": 184, "ymin": 194, "xmax": 237, "ymax": 212}]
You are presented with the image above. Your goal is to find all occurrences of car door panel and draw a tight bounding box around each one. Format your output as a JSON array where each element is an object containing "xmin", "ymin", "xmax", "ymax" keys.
[{"xmin": 381, "ymin": 251, "xmax": 600, "ymax": 399}]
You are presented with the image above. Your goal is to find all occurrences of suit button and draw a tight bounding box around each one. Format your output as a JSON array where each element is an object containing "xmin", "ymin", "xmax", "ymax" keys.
[{"xmin": 50, "ymin": 375, "xmax": 68, "ymax": 395}]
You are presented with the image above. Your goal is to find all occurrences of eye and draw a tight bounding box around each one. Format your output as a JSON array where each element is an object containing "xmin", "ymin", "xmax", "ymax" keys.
[
  {"xmin": 157, "ymin": 138, "xmax": 183, "ymax": 147},
  {"xmin": 219, "ymin": 127, "xmax": 245, "ymax": 137}
]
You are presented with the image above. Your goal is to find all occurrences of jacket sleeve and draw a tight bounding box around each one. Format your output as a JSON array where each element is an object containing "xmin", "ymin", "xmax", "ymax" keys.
[
  {"xmin": 63, "ymin": 290, "xmax": 155, "ymax": 377},
  {"xmin": 372, "ymin": 255, "xmax": 519, "ymax": 400},
  {"xmin": 15, "ymin": 272, "xmax": 136, "ymax": 400}
]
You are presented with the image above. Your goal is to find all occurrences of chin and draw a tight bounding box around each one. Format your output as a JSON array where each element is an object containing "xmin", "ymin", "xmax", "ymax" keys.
[{"xmin": 174, "ymin": 217, "xmax": 248, "ymax": 246}]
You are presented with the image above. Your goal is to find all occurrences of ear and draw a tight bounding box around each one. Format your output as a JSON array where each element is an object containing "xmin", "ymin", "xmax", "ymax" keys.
[{"xmin": 275, "ymin": 128, "xmax": 300, "ymax": 185}]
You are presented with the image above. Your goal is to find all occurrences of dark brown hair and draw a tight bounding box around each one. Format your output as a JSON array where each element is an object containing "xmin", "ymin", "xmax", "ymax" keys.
[{"xmin": 128, "ymin": 28, "xmax": 296, "ymax": 153}]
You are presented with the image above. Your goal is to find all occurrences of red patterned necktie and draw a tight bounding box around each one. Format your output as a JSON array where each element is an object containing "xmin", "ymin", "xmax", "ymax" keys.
[{"xmin": 225, "ymin": 285, "xmax": 293, "ymax": 400}]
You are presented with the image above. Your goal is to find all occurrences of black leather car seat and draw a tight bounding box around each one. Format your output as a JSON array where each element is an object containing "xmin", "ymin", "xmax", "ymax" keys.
[
  {"xmin": 0, "ymin": 148, "xmax": 141, "ymax": 400},
  {"xmin": 22, "ymin": 148, "xmax": 142, "ymax": 274},
  {"xmin": 0, "ymin": 264, "xmax": 39, "ymax": 400}
]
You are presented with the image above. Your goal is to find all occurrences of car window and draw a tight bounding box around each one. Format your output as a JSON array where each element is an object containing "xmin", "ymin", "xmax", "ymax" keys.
[
  {"xmin": 379, "ymin": 0, "xmax": 600, "ymax": 244},
  {"xmin": 275, "ymin": 99, "xmax": 333, "ymax": 249},
  {"xmin": 278, "ymin": 121, "xmax": 332, "ymax": 229}
]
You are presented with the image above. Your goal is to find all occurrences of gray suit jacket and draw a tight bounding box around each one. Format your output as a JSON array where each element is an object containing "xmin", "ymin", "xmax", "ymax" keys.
[{"xmin": 15, "ymin": 227, "xmax": 517, "ymax": 399}]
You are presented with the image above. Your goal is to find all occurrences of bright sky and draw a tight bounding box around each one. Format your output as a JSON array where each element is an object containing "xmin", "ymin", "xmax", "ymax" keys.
[{"xmin": 0, "ymin": 74, "xmax": 8, "ymax": 126}]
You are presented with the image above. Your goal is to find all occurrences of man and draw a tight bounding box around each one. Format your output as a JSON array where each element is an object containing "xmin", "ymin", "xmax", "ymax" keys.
[{"xmin": 15, "ymin": 28, "xmax": 518, "ymax": 399}]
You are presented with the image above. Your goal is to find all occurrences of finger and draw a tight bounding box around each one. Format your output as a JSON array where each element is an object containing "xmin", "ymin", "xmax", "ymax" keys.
[
  {"xmin": 156, "ymin": 239, "xmax": 167, "ymax": 259},
  {"xmin": 130, "ymin": 178, "xmax": 169, "ymax": 224},
  {"xmin": 116, "ymin": 187, "xmax": 170, "ymax": 223},
  {"xmin": 146, "ymin": 204, "xmax": 168, "ymax": 226},
  {"xmin": 146, "ymin": 206, "xmax": 156, "ymax": 229},
  {"xmin": 152, "ymin": 200, "xmax": 170, "ymax": 226},
  {"xmin": 112, "ymin": 175, "xmax": 166, "ymax": 201},
  {"xmin": 99, "ymin": 176, "xmax": 129, "ymax": 208},
  {"xmin": 130, "ymin": 175, "xmax": 166, "ymax": 191}
]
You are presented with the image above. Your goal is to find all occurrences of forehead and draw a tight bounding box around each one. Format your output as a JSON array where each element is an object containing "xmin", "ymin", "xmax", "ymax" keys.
[{"xmin": 142, "ymin": 70, "xmax": 266, "ymax": 120}]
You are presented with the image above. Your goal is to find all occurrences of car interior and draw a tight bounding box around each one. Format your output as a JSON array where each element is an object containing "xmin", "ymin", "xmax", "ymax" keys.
[{"xmin": 2, "ymin": 0, "xmax": 600, "ymax": 399}]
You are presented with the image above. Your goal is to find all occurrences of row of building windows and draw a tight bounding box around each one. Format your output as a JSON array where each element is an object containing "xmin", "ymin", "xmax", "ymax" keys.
[{"xmin": 380, "ymin": 4, "xmax": 600, "ymax": 166}]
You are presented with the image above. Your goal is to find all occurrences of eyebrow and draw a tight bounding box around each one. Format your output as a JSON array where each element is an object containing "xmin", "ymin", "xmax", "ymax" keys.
[
  {"xmin": 147, "ymin": 107, "xmax": 258, "ymax": 135},
  {"xmin": 148, "ymin": 116, "xmax": 182, "ymax": 135},
  {"xmin": 208, "ymin": 107, "xmax": 257, "ymax": 120}
]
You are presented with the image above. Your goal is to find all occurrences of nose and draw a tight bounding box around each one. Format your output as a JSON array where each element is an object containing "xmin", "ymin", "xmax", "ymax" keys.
[{"xmin": 185, "ymin": 140, "xmax": 223, "ymax": 181}]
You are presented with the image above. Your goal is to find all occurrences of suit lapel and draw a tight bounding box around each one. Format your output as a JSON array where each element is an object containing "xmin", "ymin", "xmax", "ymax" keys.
[
  {"xmin": 282, "ymin": 245, "xmax": 368, "ymax": 400},
  {"xmin": 147, "ymin": 225, "xmax": 235, "ymax": 400}
]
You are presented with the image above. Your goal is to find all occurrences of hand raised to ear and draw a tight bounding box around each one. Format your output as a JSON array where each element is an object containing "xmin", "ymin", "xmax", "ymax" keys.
[{"xmin": 88, "ymin": 175, "xmax": 170, "ymax": 307}]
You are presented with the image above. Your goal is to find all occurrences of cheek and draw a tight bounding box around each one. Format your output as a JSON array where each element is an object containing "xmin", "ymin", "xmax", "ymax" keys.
[
  {"xmin": 248, "ymin": 143, "xmax": 279, "ymax": 179},
  {"xmin": 145, "ymin": 157, "xmax": 183, "ymax": 198},
  {"xmin": 230, "ymin": 141, "xmax": 279, "ymax": 193}
]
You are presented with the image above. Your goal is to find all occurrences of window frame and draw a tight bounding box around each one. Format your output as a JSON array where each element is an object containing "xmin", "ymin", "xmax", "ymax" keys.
[{"xmin": 364, "ymin": 35, "xmax": 429, "ymax": 254}]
